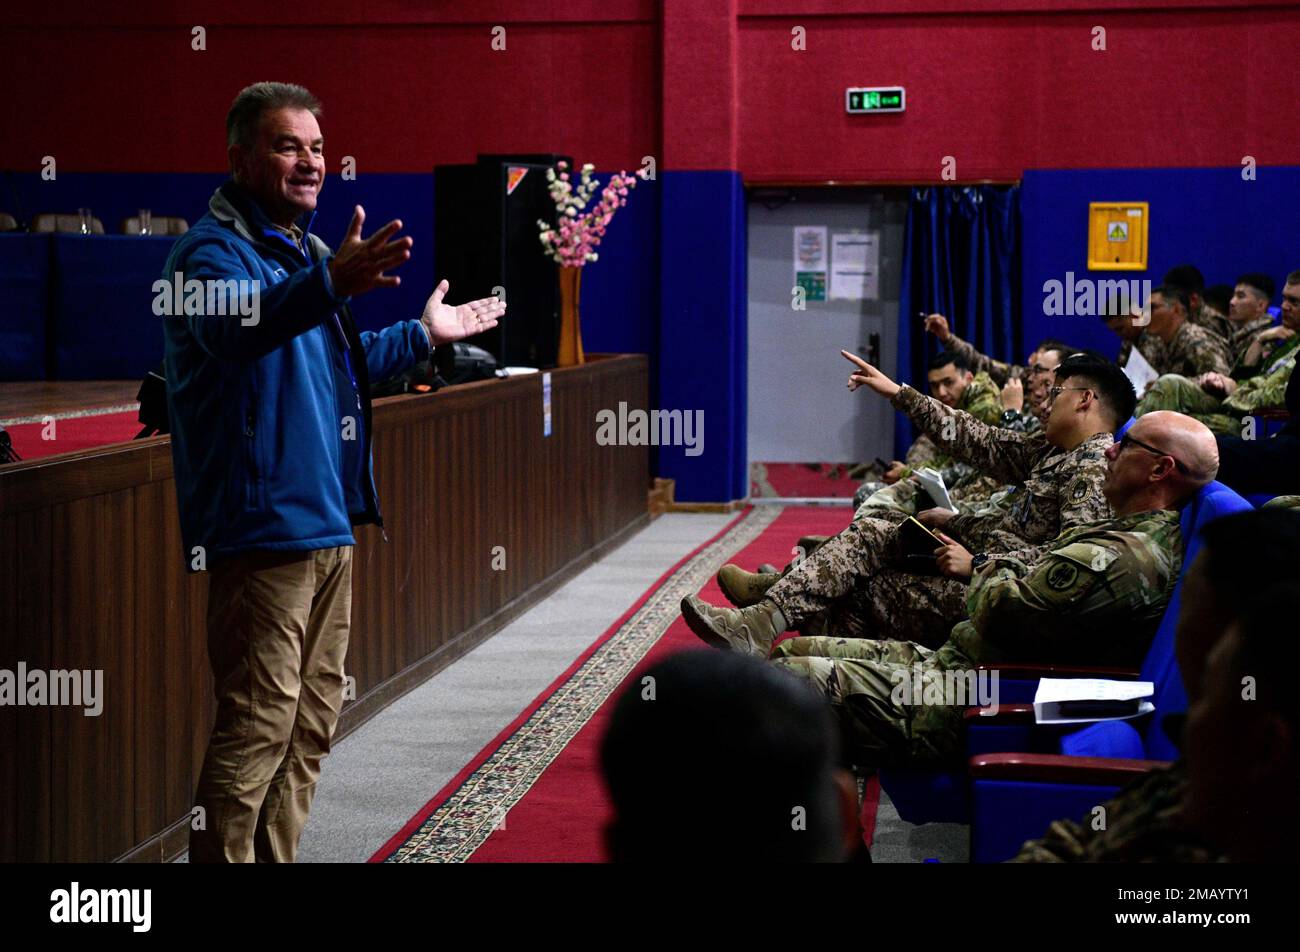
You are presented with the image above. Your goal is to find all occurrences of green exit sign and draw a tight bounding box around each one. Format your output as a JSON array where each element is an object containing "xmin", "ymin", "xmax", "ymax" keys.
[{"xmin": 846, "ymin": 86, "xmax": 905, "ymax": 114}]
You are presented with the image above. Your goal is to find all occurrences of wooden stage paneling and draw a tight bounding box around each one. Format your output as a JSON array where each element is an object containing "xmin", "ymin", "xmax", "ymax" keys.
[{"xmin": 0, "ymin": 354, "xmax": 649, "ymax": 862}]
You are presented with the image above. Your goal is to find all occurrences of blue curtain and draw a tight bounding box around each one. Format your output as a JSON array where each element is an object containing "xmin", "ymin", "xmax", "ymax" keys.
[{"xmin": 896, "ymin": 185, "xmax": 1021, "ymax": 456}]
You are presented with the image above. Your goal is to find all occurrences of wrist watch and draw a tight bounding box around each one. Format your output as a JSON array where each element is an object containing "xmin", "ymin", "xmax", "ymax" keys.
[{"xmin": 971, "ymin": 553, "xmax": 990, "ymax": 571}]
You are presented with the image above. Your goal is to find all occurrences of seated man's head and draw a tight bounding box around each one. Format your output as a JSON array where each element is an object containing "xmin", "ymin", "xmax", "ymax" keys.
[
  {"xmin": 1202, "ymin": 283, "xmax": 1233, "ymax": 318},
  {"xmin": 600, "ymin": 650, "xmax": 859, "ymax": 862},
  {"xmin": 1042, "ymin": 353, "xmax": 1135, "ymax": 447},
  {"xmin": 1102, "ymin": 411, "xmax": 1217, "ymax": 514},
  {"xmin": 1281, "ymin": 269, "xmax": 1300, "ymax": 332},
  {"xmin": 1027, "ymin": 341, "xmax": 1069, "ymax": 419},
  {"xmin": 1145, "ymin": 285, "xmax": 1190, "ymax": 338},
  {"xmin": 1184, "ymin": 573, "xmax": 1300, "ymax": 861},
  {"xmin": 1228, "ymin": 273, "xmax": 1275, "ymax": 327},
  {"xmin": 226, "ymin": 82, "xmax": 325, "ymax": 227},
  {"xmin": 1102, "ymin": 305, "xmax": 1144, "ymax": 344},
  {"xmin": 1162, "ymin": 263, "xmax": 1206, "ymax": 315},
  {"xmin": 926, "ymin": 350, "xmax": 974, "ymax": 408}
]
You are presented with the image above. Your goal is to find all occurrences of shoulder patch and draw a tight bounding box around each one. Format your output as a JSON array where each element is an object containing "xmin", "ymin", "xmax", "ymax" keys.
[
  {"xmin": 1045, "ymin": 561, "xmax": 1078, "ymax": 591},
  {"xmin": 1054, "ymin": 541, "xmax": 1120, "ymax": 574}
]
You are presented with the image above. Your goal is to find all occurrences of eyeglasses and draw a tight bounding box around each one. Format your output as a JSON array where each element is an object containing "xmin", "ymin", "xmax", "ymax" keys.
[
  {"xmin": 1047, "ymin": 386, "xmax": 1092, "ymax": 402},
  {"xmin": 1118, "ymin": 433, "xmax": 1191, "ymax": 475}
]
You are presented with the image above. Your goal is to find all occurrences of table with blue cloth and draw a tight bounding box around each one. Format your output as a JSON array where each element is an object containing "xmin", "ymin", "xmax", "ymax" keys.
[
  {"xmin": 50, "ymin": 235, "xmax": 175, "ymax": 380},
  {"xmin": 0, "ymin": 233, "xmax": 53, "ymax": 381}
]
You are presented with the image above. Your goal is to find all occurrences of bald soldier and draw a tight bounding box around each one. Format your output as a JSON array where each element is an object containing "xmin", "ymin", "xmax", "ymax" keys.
[
  {"xmin": 688, "ymin": 352, "xmax": 1132, "ymax": 650},
  {"xmin": 761, "ymin": 412, "xmax": 1218, "ymax": 773}
]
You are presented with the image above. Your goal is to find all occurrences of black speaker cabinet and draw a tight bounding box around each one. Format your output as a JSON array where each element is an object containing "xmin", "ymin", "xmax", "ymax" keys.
[{"xmin": 434, "ymin": 153, "xmax": 571, "ymax": 369}]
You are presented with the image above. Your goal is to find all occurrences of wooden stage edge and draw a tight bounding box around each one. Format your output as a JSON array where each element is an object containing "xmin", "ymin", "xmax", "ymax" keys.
[{"xmin": 0, "ymin": 353, "xmax": 652, "ymax": 863}]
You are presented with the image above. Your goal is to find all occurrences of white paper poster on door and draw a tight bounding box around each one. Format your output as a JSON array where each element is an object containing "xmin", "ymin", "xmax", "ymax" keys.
[
  {"xmin": 793, "ymin": 226, "xmax": 828, "ymax": 301},
  {"xmin": 830, "ymin": 231, "xmax": 880, "ymax": 301}
]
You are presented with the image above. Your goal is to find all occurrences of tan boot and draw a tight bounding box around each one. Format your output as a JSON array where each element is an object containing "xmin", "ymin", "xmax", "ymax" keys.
[
  {"xmin": 680, "ymin": 595, "xmax": 785, "ymax": 658},
  {"xmin": 717, "ymin": 563, "xmax": 780, "ymax": 608},
  {"xmin": 756, "ymin": 563, "xmax": 780, "ymax": 575}
]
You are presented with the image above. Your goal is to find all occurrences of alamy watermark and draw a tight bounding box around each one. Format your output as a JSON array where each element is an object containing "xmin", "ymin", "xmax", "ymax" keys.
[
  {"xmin": 152, "ymin": 272, "xmax": 260, "ymax": 326},
  {"xmin": 1042, "ymin": 271, "xmax": 1151, "ymax": 319},
  {"xmin": 595, "ymin": 402, "xmax": 704, "ymax": 457},
  {"xmin": 890, "ymin": 665, "xmax": 999, "ymax": 713},
  {"xmin": 1, "ymin": 663, "xmax": 103, "ymax": 716}
]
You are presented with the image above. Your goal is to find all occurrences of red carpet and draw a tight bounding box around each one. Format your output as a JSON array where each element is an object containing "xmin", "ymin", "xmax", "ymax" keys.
[
  {"xmin": 372, "ymin": 504, "xmax": 879, "ymax": 863},
  {"xmin": 4, "ymin": 410, "xmax": 141, "ymax": 460},
  {"xmin": 751, "ymin": 461, "xmax": 859, "ymax": 499}
]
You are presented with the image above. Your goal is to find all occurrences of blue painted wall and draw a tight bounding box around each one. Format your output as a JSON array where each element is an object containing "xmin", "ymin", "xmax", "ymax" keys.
[{"xmin": 1021, "ymin": 166, "xmax": 1300, "ymax": 360}]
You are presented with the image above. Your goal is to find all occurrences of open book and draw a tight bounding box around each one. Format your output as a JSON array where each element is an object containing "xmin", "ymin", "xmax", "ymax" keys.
[{"xmin": 1033, "ymin": 678, "xmax": 1155, "ymax": 725}]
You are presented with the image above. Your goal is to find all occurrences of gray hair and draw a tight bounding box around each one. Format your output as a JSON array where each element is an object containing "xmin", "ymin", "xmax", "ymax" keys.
[{"xmin": 226, "ymin": 82, "xmax": 322, "ymax": 153}]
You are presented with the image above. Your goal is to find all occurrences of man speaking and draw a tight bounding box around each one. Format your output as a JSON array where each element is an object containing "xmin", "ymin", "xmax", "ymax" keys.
[{"xmin": 163, "ymin": 82, "xmax": 505, "ymax": 862}]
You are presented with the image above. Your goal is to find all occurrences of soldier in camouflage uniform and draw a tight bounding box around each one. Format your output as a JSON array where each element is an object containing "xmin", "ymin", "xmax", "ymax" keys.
[
  {"xmin": 1219, "ymin": 273, "xmax": 1278, "ymax": 366},
  {"xmin": 1013, "ymin": 505, "xmax": 1300, "ymax": 863},
  {"xmin": 1134, "ymin": 347, "xmax": 1296, "ymax": 435},
  {"xmin": 1134, "ymin": 274, "xmax": 1300, "ymax": 434},
  {"xmin": 855, "ymin": 349, "xmax": 1005, "ymax": 502},
  {"xmin": 685, "ymin": 353, "xmax": 1134, "ymax": 652},
  {"xmin": 1143, "ymin": 285, "xmax": 1233, "ymax": 378},
  {"xmin": 1164, "ymin": 263, "xmax": 1233, "ymax": 342},
  {"xmin": 770, "ymin": 484, "xmax": 1192, "ymax": 772}
]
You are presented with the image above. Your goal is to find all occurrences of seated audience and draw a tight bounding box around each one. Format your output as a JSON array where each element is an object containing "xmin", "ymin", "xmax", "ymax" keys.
[
  {"xmin": 688, "ymin": 353, "xmax": 1129, "ymax": 650},
  {"xmin": 1011, "ymin": 506, "xmax": 1300, "ymax": 862},
  {"xmin": 760, "ymin": 411, "xmax": 1216, "ymax": 772},
  {"xmin": 1223, "ymin": 272, "xmax": 1277, "ymax": 367},
  {"xmin": 1214, "ymin": 356, "xmax": 1300, "ymax": 495},
  {"xmin": 1136, "ymin": 271, "xmax": 1297, "ymax": 435},
  {"xmin": 600, "ymin": 650, "xmax": 863, "ymax": 862},
  {"xmin": 1141, "ymin": 284, "xmax": 1233, "ymax": 380}
]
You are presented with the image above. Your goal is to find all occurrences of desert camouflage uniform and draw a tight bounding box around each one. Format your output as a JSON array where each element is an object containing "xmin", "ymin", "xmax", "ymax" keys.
[
  {"xmin": 1136, "ymin": 349, "xmax": 1296, "ymax": 435},
  {"xmin": 769, "ymin": 509, "xmax": 1182, "ymax": 770},
  {"xmin": 1188, "ymin": 302, "xmax": 1232, "ymax": 342},
  {"xmin": 1010, "ymin": 758, "xmax": 1222, "ymax": 862},
  {"xmin": 766, "ymin": 385, "xmax": 1114, "ymax": 647},
  {"xmin": 854, "ymin": 370, "xmax": 1005, "ymax": 504},
  {"xmin": 1227, "ymin": 314, "xmax": 1275, "ymax": 368},
  {"xmin": 1152, "ymin": 320, "xmax": 1233, "ymax": 378},
  {"xmin": 944, "ymin": 335, "xmax": 1026, "ymax": 387}
]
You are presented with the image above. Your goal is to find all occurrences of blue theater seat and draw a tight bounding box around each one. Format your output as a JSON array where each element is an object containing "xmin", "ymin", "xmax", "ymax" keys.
[{"xmin": 878, "ymin": 479, "xmax": 1251, "ymax": 845}]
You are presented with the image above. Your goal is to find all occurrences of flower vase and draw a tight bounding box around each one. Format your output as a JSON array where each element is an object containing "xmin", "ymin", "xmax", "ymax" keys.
[{"xmin": 557, "ymin": 266, "xmax": 585, "ymax": 367}]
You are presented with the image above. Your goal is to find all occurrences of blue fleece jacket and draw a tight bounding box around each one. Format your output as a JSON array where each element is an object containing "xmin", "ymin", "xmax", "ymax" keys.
[{"xmin": 162, "ymin": 182, "xmax": 430, "ymax": 568}]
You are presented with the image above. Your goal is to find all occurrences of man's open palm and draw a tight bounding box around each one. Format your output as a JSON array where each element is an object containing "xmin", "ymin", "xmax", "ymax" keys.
[{"xmin": 421, "ymin": 279, "xmax": 507, "ymax": 346}]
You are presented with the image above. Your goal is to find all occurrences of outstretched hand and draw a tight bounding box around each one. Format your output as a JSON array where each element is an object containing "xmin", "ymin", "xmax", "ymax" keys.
[
  {"xmin": 841, "ymin": 350, "xmax": 901, "ymax": 399},
  {"xmin": 328, "ymin": 205, "xmax": 412, "ymax": 298},
  {"xmin": 420, "ymin": 279, "xmax": 507, "ymax": 346}
]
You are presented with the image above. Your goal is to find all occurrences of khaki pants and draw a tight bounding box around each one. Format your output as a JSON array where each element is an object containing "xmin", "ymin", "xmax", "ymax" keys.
[{"xmin": 190, "ymin": 546, "xmax": 353, "ymax": 863}]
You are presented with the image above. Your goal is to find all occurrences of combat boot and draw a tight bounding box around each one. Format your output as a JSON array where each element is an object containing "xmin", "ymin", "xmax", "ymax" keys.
[
  {"xmin": 717, "ymin": 563, "xmax": 780, "ymax": 607},
  {"xmin": 680, "ymin": 595, "xmax": 786, "ymax": 658}
]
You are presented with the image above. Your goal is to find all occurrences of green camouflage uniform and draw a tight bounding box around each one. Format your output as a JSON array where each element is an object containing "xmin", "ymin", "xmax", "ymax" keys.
[
  {"xmin": 1151, "ymin": 320, "xmax": 1233, "ymax": 378},
  {"xmin": 1227, "ymin": 314, "xmax": 1275, "ymax": 368},
  {"xmin": 896, "ymin": 371, "xmax": 1004, "ymax": 477},
  {"xmin": 1135, "ymin": 348, "xmax": 1296, "ymax": 435},
  {"xmin": 1188, "ymin": 303, "xmax": 1232, "ymax": 342},
  {"xmin": 1232, "ymin": 333, "xmax": 1299, "ymax": 381},
  {"xmin": 769, "ymin": 509, "xmax": 1182, "ymax": 771},
  {"xmin": 1010, "ymin": 759, "xmax": 1222, "ymax": 862},
  {"xmin": 765, "ymin": 386, "xmax": 1114, "ymax": 647}
]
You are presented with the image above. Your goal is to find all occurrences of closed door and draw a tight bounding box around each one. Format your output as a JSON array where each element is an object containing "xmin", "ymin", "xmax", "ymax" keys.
[{"xmin": 746, "ymin": 188, "xmax": 905, "ymax": 463}]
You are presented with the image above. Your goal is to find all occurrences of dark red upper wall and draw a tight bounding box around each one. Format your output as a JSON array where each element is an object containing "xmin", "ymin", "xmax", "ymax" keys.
[{"xmin": 3, "ymin": 0, "xmax": 1297, "ymax": 179}]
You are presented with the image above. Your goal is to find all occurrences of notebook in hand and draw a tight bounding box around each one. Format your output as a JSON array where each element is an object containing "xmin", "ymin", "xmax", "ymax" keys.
[{"xmin": 896, "ymin": 516, "xmax": 944, "ymax": 576}]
